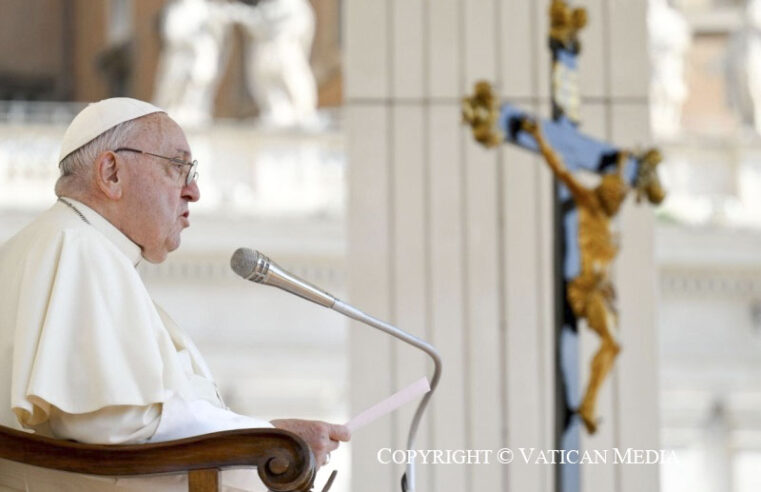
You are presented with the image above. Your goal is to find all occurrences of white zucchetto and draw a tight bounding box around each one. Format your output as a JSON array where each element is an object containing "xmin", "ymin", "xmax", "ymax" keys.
[{"xmin": 58, "ymin": 97, "xmax": 165, "ymax": 163}]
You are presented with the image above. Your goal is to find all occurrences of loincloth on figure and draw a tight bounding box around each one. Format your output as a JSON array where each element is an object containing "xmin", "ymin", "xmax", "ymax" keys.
[{"xmin": 567, "ymin": 272, "xmax": 617, "ymax": 323}]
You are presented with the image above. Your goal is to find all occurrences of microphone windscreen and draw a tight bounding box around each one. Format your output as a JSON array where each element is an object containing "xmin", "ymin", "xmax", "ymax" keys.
[{"xmin": 230, "ymin": 247, "xmax": 257, "ymax": 278}]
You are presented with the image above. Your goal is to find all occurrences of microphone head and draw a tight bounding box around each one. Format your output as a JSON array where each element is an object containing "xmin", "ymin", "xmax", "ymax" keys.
[{"xmin": 230, "ymin": 247, "xmax": 270, "ymax": 282}]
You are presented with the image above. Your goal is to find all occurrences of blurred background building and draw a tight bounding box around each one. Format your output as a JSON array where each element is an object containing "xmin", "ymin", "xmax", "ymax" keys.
[
  {"xmin": 0, "ymin": 1, "xmax": 760, "ymax": 491},
  {"xmin": 650, "ymin": 0, "xmax": 761, "ymax": 492},
  {"xmin": 654, "ymin": 1, "xmax": 761, "ymax": 492}
]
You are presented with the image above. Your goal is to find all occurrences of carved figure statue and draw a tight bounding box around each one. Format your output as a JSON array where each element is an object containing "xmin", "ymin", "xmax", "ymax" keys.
[
  {"xmin": 461, "ymin": 3, "xmax": 666, "ymax": 437},
  {"xmin": 153, "ymin": 0, "xmax": 231, "ymax": 128},
  {"xmin": 520, "ymin": 119, "xmax": 662, "ymax": 434},
  {"xmin": 648, "ymin": 0, "xmax": 691, "ymax": 138},
  {"xmin": 233, "ymin": 0, "xmax": 318, "ymax": 128},
  {"xmin": 726, "ymin": 0, "xmax": 761, "ymax": 134}
]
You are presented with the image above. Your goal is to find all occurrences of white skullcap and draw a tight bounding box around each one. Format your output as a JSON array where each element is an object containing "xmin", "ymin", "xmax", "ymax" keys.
[{"xmin": 58, "ymin": 97, "xmax": 165, "ymax": 163}]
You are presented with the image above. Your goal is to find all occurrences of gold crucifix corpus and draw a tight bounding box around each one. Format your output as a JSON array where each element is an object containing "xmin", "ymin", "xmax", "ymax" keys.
[{"xmin": 521, "ymin": 119, "xmax": 663, "ymax": 433}]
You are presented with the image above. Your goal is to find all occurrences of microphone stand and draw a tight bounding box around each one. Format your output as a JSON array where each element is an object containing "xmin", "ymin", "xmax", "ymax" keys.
[
  {"xmin": 233, "ymin": 250, "xmax": 442, "ymax": 492},
  {"xmin": 332, "ymin": 301, "xmax": 442, "ymax": 492}
]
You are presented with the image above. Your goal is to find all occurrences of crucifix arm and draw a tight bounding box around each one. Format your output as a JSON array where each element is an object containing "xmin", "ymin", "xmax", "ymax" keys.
[{"xmin": 520, "ymin": 119, "xmax": 593, "ymax": 204}]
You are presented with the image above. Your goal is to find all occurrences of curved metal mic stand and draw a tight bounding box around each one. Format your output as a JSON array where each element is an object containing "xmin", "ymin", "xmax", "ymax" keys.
[
  {"xmin": 231, "ymin": 249, "xmax": 443, "ymax": 492},
  {"xmin": 332, "ymin": 301, "xmax": 442, "ymax": 492}
]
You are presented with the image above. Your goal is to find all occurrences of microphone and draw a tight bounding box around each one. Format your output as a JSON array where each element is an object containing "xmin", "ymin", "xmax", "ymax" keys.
[
  {"xmin": 230, "ymin": 248, "xmax": 336, "ymax": 308},
  {"xmin": 230, "ymin": 248, "xmax": 443, "ymax": 492}
]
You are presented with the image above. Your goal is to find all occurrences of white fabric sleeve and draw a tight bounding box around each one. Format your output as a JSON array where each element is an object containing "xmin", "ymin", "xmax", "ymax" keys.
[
  {"xmin": 42, "ymin": 397, "xmax": 273, "ymax": 445},
  {"xmin": 150, "ymin": 396, "xmax": 273, "ymax": 442},
  {"xmin": 46, "ymin": 404, "xmax": 161, "ymax": 444}
]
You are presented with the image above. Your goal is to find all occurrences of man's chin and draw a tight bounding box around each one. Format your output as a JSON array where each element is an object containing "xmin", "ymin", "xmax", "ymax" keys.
[
  {"xmin": 141, "ymin": 235, "xmax": 182, "ymax": 264},
  {"xmin": 141, "ymin": 250, "xmax": 169, "ymax": 264}
]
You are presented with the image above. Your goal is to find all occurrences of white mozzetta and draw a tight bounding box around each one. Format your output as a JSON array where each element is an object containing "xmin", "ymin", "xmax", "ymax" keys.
[{"xmin": 0, "ymin": 198, "xmax": 272, "ymax": 490}]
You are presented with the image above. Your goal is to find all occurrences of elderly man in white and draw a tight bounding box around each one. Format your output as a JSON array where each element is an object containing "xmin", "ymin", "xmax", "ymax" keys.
[{"xmin": 0, "ymin": 98, "xmax": 349, "ymax": 491}]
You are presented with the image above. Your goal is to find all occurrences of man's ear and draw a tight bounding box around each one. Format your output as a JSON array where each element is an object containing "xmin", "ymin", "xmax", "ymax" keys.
[{"xmin": 94, "ymin": 151, "xmax": 123, "ymax": 200}]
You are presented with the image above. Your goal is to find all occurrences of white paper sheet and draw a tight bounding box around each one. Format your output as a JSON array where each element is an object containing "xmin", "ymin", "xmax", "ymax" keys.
[{"xmin": 345, "ymin": 377, "xmax": 431, "ymax": 432}]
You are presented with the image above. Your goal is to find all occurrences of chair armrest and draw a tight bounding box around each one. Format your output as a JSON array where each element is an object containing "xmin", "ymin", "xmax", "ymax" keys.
[{"xmin": 0, "ymin": 425, "xmax": 316, "ymax": 492}]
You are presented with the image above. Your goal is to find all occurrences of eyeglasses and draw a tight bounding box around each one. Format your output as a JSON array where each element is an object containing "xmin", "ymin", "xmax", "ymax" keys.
[{"xmin": 114, "ymin": 147, "xmax": 198, "ymax": 186}]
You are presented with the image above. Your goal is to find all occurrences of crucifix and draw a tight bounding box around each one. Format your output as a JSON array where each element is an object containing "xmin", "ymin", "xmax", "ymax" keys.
[{"xmin": 462, "ymin": 0, "xmax": 665, "ymax": 489}]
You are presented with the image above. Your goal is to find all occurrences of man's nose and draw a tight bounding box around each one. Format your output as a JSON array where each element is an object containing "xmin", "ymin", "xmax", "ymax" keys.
[{"xmin": 182, "ymin": 180, "xmax": 200, "ymax": 202}]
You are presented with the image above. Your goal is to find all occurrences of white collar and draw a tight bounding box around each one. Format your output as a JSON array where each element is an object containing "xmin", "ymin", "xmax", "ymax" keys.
[{"xmin": 58, "ymin": 197, "xmax": 143, "ymax": 267}]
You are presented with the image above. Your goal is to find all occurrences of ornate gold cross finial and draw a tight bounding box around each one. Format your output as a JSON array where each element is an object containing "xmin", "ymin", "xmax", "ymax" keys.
[
  {"xmin": 634, "ymin": 149, "xmax": 666, "ymax": 205},
  {"xmin": 549, "ymin": 0, "xmax": 588, "ymax": 51},
  {"xmin": 461, "ymin": 81, "xmax": 503, "ymax": 148}
]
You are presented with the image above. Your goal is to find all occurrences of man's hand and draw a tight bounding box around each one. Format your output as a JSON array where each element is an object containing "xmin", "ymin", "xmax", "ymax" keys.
[{"xmin": 270, "ymin": 419, "xmax": 351, "ymax": 467}]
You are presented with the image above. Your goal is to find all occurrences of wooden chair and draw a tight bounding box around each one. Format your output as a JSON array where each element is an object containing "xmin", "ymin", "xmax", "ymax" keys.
[{"xmin": 0, "ymin": 425, "xmax": 316, "ymax": 492}]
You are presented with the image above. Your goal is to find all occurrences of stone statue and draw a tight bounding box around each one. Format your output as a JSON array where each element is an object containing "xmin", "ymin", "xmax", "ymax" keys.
[
  {"xmin": 726, "ymin": 0, "xmax": 761, "ymax": 134},
  {"xmin": 648, "ymin": 0, "xmax": 691, "ymax": 138},
  {"xmin": 153, "ymin": 0, "xmax": 231, "ymax": 128},
  {"xmin": 233, "ymin": 0, "xmax": 318, "ymax": 128}
]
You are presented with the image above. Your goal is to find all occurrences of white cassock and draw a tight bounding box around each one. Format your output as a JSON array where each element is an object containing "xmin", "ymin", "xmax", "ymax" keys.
[{"xmin": 0, "ymin": 199, "xmax": 270, "ymax": 491}]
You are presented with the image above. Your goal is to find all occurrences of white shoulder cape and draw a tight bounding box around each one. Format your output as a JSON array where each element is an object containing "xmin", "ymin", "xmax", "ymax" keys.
[{"xmin": 1, "ymin": 201, "xmax": 194, "ymax": 427}]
